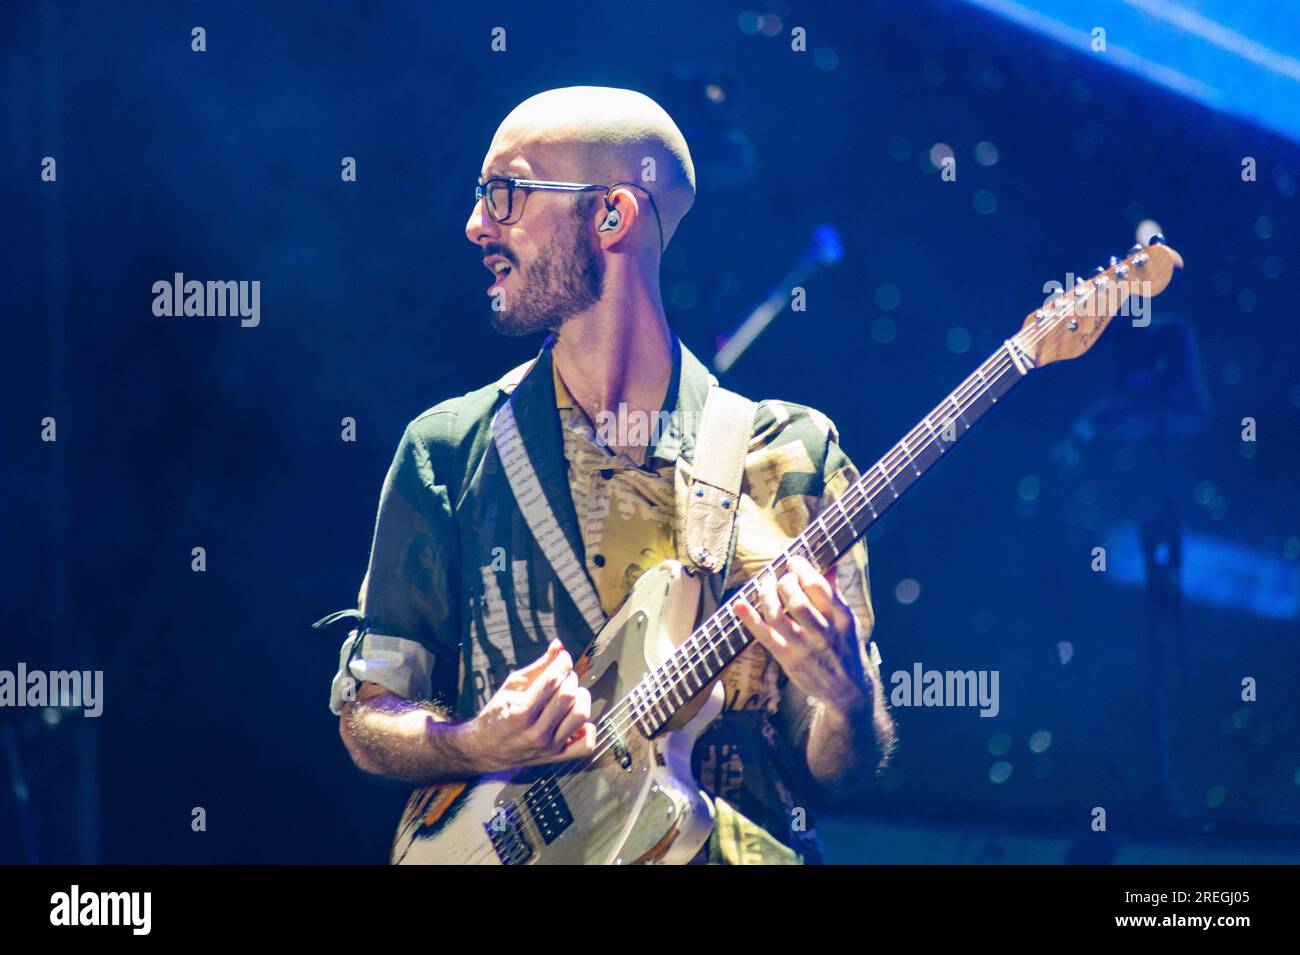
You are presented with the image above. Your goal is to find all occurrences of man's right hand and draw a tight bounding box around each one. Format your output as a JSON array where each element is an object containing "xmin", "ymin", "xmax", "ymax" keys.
[{"xmin": 463, "ymin": 639, "xmax": 597, "ymax": 772}]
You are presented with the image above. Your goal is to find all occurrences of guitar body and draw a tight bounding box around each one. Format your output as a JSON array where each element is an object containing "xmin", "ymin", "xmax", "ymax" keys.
[{"xmin": 390, "ymin": 559, "xmax": 724, "ymax": 864}]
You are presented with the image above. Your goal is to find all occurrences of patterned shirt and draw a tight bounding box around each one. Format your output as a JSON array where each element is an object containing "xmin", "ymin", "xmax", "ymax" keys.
[
  {"xmin": 328, "ymin": 333, "xmax": 882, "ymax": 864},
  {"xmin": 551, "ymin": 360, "xmax": 881, "ymax": 863}
]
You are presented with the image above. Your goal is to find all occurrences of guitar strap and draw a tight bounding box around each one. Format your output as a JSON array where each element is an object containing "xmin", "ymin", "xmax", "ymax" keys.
[
  {"xmin": 674, "ymin": 384, "xmax": 756, "ymax": 603},
  {"xmin": 492, "ymin": 375, "xmax": 609, "ymax": 639}
]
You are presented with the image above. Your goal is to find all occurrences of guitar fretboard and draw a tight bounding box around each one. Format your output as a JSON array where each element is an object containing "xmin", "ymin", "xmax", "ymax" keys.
[{"xmin": 627, "ymin": 338, "xmax": 1028, "ymax": 736}]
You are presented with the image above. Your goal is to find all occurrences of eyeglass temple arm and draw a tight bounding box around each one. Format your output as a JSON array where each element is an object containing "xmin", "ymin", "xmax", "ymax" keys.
[{"xmin": 484, "ymin": 179, "xmax": 666, "ymax": 253}]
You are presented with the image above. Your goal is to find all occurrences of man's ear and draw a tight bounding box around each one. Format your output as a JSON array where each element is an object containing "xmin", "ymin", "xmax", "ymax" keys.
[{"xmin": 595, "ymin": 186, "xmax": 641, "ymax": 249}]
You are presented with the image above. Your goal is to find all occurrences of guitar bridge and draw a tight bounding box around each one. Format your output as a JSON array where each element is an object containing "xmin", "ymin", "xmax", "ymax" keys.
[{"xmin": 484, "ymin": 803, "xmax": 532, "ymax": 864}]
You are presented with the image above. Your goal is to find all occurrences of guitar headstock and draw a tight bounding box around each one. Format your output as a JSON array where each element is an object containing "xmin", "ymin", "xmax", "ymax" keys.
[{"xmin": 1018, "ymin": 237, "xmax": 1184, "ymax": 367}]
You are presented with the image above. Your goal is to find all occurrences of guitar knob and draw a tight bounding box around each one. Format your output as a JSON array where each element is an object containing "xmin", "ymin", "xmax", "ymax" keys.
[
  {"xmin": 1092, "ymin": 266, "xmax": 1106, "ymax": 276},
  {"xmin": 1108, "ymin": 255, "xmax": 1120, "ymax": 267}
]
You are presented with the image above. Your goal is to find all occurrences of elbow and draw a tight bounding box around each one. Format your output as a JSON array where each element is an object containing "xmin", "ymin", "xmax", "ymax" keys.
[
  {"xmin": 808, "ymin": 732, "xmax": 893, "ymax": 804},
  {"xmin": 338, "ymin": 704, "xmax": 385, "ymax": 776}
]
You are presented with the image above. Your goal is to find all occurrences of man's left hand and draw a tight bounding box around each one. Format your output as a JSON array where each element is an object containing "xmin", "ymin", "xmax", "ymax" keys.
[{"xmin": 733, "ymin": 554, "xmax": 870, "ymax": 718}]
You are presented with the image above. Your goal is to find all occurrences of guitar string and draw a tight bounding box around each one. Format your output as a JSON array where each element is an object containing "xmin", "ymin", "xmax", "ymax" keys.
[
  {"xmin": 607, "ymin": 271, "xmax": 1131, "ymax": 734},
  {"xmin": 460, "ymin": 289, "xmax": 1088, "ymax": 864},
  {"xmin": 531, "ymin": 307, "xmax": 1047, "ymax": 774},
  {"xmin": 458, "ymin": 274, "xmax": 1122, "ymax": 862},
  {"xmin": 459, "ymin": 338, "xmax": 1026, "ymax": 865},
  {"xmin": 492, "ymin": 352, "xmax": 1024, "ymax": 847},
  {"xmin": 457, "ymin": 341, "xmax": 1023, "ymax": 864},
  {"xmin": 462, "ymin": 303, "xmax": 1066, "ymax": 864}
]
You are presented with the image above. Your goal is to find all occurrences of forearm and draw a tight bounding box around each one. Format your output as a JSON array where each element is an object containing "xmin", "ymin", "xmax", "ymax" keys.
[
  {"xmin": 805, "ymin": 683, "xmax": 895, "ymax": 800},
  {"xmin": 339, "ymin": 689, "xmax": 484, "ymax": 784}
]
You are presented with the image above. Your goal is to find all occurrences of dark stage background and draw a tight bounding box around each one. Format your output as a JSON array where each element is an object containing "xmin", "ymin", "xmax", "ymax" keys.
[{"xmin": 3, "ymin": 0, "xmax": 1298, "ymax": 863}]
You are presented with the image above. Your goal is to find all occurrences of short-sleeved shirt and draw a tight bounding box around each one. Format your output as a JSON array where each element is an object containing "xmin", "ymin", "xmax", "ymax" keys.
[{"xmin": 328, "ymin": 332, "xmax": 881, "ymax": 864}]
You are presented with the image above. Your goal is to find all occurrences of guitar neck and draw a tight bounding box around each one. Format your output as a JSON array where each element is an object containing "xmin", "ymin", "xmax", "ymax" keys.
[{"xmin": 628, "ymin": 338, "xmax": 1031, "ymax": 736}]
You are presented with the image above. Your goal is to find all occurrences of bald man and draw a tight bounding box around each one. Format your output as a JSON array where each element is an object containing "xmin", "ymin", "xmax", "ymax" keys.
[{"xmin": 328, "ymin": 87, "xmax": 895, "ymax": 865}]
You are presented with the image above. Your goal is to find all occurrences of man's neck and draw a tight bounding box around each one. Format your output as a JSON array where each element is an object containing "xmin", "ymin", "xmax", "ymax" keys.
[{"xmin": 550, "ymin": 283, "xmax": 674, "ymax": 464}]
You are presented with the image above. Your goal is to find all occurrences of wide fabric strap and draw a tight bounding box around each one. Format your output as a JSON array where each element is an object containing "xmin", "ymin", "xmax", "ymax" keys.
[
  {"xmin": 675, "ymin": 384, "xmax": 757, "ymax": 581},
  {"xmin": 491, "ymin": 394, "xmax": 608, "ymax": 639}
]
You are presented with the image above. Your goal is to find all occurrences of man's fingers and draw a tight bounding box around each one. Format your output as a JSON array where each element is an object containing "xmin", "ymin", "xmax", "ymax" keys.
[
  {"xmin": 755, "ymin": 573, "xmax": 783, "ymax": 621},
  {"xmin": 790, "ymin": 555, "xmax": 833, "ymax": 611},
  {"xmin": 556, "ymin": 721, "xmax": 598, "ymax": 760},
  {"xmin": 524, "ymin": 639, "xmax": 564, "ymax": 671},
  {"xmin": 550, "ymin": 685, "xmax": 592, "ymax": 750},
  {"xmin": 505, "ymin": 639, "xmax": 564, "ymax": 689},
  {"xmin": 524, "ymin": 649, "xmax": 574, "ymax": 721},
  {"xmin": 791, "ymin": 556, "xmax": 853, "ymax": 637},
  {"xmin": 757, "ymin": 572, "xmax": 805, "ymax": 645},
  {"xmin": 735, "ymin": 599, "xmax": 787, "ymax": 655},
  {"xmin": 778, "ymin": 569, "xmax": 829, "ymax": 637},
  {"xmin": 535, "ymin": 670, "xmax": 580, "ymax": 740}
]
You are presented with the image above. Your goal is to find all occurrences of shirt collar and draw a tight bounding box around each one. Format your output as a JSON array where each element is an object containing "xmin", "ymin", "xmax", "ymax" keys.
[{"xmin": 545, "ymin": 330, "xmax": 714, "ymax": 467}]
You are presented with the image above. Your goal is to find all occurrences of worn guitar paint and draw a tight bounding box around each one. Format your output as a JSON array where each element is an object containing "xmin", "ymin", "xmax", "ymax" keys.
[{"xmin": 390, "ymin": 240, "xmax": 1184, "ymax": 865}]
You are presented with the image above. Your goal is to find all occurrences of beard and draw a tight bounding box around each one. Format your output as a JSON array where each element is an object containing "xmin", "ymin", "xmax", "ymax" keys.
[{"xmin": 488, "ymin": 220, "xmax": 605, "ymax": 337}]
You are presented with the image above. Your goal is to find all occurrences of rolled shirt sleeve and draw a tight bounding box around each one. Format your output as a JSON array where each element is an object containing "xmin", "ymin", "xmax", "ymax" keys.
[{"xmin": 329, "ymin": 412, "xmax": 462, "ymax": 715}]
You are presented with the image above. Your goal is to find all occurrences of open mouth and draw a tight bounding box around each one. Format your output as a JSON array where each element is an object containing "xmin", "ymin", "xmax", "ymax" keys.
[{"xmin": 484, "ymin": 256, "xmax": 513, "ymax": 295}]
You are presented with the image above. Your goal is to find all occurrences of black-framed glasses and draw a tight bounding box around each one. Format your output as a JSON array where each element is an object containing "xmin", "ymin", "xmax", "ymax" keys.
[{"xmin": 474, "ymin": 177, "xmax": 665, "ymax": 252}]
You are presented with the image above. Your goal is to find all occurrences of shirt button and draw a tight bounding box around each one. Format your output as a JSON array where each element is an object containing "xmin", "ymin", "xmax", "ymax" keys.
[
  {"xmin": 600, "ymin": 468, "xmax": 615, "ymax": 480},
  {"xmin": 592, "ymin": 554, "xmax": 606, "ymax": 568}
]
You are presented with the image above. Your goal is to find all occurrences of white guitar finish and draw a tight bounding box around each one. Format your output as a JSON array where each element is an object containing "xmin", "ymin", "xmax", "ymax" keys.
[{"xmin": 391, "ymin": 560, "xmax": 723, "ymax": 865}]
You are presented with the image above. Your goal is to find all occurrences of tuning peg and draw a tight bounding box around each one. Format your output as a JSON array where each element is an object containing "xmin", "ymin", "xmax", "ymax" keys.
[
  {"xmin": 1148, "ymin": 233, "xmax": 1165, "ymax": 246},
  {"xmin": 1129, "ymin": 244, "xmax": 1143, "ymax": 254},
  {"xmin": 1092, "ymin": 266, "xmax": 1106, "ymax": 276}
]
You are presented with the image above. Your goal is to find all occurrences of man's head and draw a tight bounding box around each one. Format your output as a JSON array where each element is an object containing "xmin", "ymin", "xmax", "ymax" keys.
[{"xmin": 466, "ymin": 86, "xmax": 696, "ymax": 336}]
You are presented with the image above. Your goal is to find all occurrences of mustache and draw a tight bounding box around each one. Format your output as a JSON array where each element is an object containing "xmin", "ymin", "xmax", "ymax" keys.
[{"xmin": 482, "ymin": 243, "xmax": 518, "ymax": 268}]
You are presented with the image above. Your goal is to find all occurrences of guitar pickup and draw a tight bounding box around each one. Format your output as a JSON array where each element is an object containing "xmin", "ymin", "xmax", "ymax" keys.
[
  {"xmin": 609, "ymin": 725, "xmax": 633, "ymax": 770},
  {"xmin": 522, "ymin": 778, "xmax": 573, "ymax": 845}
]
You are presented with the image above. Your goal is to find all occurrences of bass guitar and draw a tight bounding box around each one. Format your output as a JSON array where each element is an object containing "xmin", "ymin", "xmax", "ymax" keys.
[{"xmin": 390, "ymin": 238, "xmax": 1183, "ymax": 864}]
